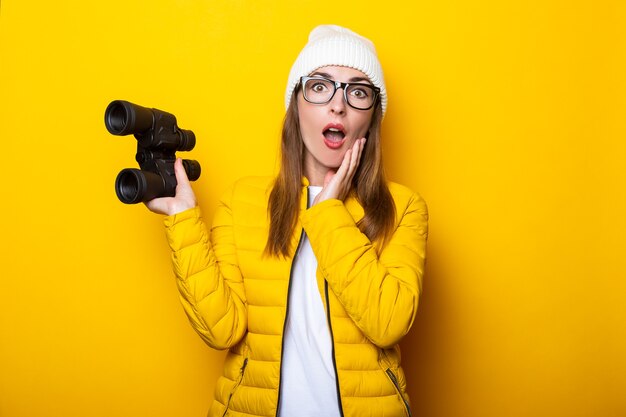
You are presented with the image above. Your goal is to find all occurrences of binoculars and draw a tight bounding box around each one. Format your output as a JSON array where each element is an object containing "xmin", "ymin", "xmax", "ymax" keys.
[{"xmin": 105, "ymin": 100, "xmax": 201, "ymax": 204}]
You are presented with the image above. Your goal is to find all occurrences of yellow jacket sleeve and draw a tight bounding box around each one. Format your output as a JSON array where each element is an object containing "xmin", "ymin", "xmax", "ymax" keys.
[
  {"xmin": 163, "ymin": 189, "xmax": 247, "ymax": 350},
  {"xmin": 301, "ymin": 192, "xmax": 428, "ymax": 349}
]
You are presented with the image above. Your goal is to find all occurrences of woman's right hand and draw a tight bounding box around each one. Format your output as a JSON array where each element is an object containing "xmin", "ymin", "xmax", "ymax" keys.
[{"xmin": 144, "ymin": 158, "xmax": 197, "ymax": 215}]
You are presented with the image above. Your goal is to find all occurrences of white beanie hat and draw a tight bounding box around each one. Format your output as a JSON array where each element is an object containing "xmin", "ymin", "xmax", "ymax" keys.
[{"xmin": 285, "ymin": 25, "xmax": 387, "ymax": 116}]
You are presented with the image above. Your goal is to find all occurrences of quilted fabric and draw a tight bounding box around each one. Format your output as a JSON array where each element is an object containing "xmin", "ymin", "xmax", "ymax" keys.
[{"xmin": 164, "ymin": 176, "xmax": 428, "ymax": 417}]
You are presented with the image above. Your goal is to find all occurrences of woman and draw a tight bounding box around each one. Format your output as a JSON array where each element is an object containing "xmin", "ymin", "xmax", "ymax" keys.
[{"xmin": 147, "ymin": 25, "xmax": 428, "ymax": 417}]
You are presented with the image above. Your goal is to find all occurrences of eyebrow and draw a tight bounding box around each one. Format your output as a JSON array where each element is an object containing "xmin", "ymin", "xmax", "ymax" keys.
[{"xmin": 310, "ymin": 71, "xmax": 372, "ymax": 85}]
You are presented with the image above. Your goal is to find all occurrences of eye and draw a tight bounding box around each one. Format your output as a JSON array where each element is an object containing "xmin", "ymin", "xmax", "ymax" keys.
[
  {"xmin": 348, "ymin": 85, "xmax": 371, "ymax": 100},
  {"xmin": 306, "ymin": 79, "xmax": 333, "ymax": 95},
  {"xmin": 311, "ymin": 82, "xmax": 328, "ymax": 92}
]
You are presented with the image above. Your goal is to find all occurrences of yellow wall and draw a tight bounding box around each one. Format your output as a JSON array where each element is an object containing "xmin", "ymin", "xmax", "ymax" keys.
[{"xmin": 1, "ymin": 1, "xmax": 624, "ymax": 416}]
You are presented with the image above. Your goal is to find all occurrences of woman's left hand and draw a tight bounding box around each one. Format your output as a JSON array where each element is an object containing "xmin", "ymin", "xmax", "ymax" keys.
[{"xmin": 314, "ymin": 137, "xmax": 366, "ymax": 205}]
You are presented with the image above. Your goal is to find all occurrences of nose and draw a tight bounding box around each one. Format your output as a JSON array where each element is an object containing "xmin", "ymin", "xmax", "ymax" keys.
[{"xmin": 328, "ymin": 86, "xmax": 346, "ymax": 114}]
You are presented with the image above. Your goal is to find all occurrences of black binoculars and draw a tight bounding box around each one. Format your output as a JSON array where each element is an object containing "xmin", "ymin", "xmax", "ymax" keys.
[{"xmin": 105, "ymin": 100, "xmax": 201, "ymax": 204}]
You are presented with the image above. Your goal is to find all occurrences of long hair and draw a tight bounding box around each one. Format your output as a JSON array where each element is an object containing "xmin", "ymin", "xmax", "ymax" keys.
[{"xmin": 265, "ymin": 88, "xmax": 395, "ymax": 257}]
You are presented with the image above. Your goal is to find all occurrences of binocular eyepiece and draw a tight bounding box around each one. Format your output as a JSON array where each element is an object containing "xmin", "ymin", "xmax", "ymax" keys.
[{"xmin": 105, "ymin": 100, "xmax": 201, "ymax": 204}]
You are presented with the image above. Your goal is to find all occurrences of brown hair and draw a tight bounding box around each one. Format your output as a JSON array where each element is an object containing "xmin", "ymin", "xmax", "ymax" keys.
[{"xmin": 265, "ymin": 89, "xmax": 395, "ymax": 257}]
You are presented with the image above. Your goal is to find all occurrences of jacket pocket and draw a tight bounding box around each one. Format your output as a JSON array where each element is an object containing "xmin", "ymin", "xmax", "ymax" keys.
[
  {"xmin": 222, "ymin": 357, "xmax": 248, "ymax": 417},
  {"xmin": 385, "ymin": 368, "xmax": 411, "ymax": 417}
]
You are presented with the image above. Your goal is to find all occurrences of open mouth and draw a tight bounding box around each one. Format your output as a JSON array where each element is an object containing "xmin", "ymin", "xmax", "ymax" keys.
[{"xmin": 322, "ymin": 124, "xmax": 346, "ymax": 149}]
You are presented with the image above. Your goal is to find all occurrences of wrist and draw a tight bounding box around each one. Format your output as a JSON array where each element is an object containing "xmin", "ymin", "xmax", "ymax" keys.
[{"xmin": 169, "ymin": 201, "xmax": 196, "ymax": 216}]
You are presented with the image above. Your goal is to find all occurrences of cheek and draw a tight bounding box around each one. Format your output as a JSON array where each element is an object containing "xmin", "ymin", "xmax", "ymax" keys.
[
  {"xmin": 297, "ymin": 98, "xmax": 316, "ymax": 135},
  {"xmin": 298, "ymin": 110, "xmax": 325, "ymax": 141},
  {"xmin": 350, "ymin": 107, "xmax": 374, "ymax": 134},
  {"xmin": 355, "ymin": 116, "xmax": 373, "ymax": 137},
  {"xmin": 299, "ymin": 122, "xmax": 317, "ymax": 148}
]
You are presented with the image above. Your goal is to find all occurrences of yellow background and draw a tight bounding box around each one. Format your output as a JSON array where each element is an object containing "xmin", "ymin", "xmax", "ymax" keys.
[{"xmin": 1, "ymin": 1, "xmax": 625, "ymax": 416}]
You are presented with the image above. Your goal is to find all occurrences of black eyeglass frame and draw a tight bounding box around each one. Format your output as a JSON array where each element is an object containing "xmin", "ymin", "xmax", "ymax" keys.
[{"xmin": 299, "ymin": 76, "xmax": 381, "ymax": 110}]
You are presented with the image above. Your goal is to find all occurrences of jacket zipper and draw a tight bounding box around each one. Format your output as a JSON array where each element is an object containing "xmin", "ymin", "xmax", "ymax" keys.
[
  {"xmin": 385, "ymin": 368, "xmax": 412, "ymax": 417},
  {"xmin": 222, "ymin": 357, "xmax": 249, "ymax": 417},
  {"xmin": 275, "ymin": 230, "xmax": 305, "ymax": 417},
  {"xmin": 325, "ymin": 281, "xmax": 345, "ymax": 417}
]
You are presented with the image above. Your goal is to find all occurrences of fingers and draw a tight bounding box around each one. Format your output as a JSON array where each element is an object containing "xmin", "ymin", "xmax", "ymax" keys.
[
  {"xmin": 353, "ymin": 138, "xmax": 365, "ymax": 169},
  {"xmin": 142, "ymin": 158, "xmax": 197, "ymax": 215},
  {"xmin": 174, "ymin": 158, "xmax": 192, "ymax": 190},
  {"xmin": 335, "ymin": 137, "xmax": 365, "ymax": 181},
  {"xmin": 335, "ymin": 138, "xmax": 365, "ymax": 187},
  {"xmin": 357, "ymin": 137, "xmax": 366, "ymax": 163},
  {"xmin": 334, "ymin": 148, "xmax": 352, "ymax": 180},
  {"xmin": 314, "ymin": 138, "xmax": 366, "ymax": 205},
  {"xmin": 174, "ymin": 158, "xmax": 197, "ymax": 210},
  {"xmin": 344, "ymin": 138, "xmax": 365, "ymax": 183}
]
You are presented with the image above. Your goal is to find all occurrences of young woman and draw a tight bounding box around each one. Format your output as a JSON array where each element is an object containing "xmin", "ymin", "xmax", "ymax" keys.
[{"xmin": 146, "ymin": 25, "xmax": 428, "ymax": 417}]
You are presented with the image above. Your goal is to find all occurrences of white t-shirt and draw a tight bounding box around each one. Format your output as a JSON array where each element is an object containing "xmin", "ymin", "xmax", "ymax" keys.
[{"xmin": 277, "ymin": 186, "xmax": 341, "ymax": 417}]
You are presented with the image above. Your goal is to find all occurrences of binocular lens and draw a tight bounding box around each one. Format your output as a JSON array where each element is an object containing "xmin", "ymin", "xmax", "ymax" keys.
[
  {"xmin": 183, "ymin": 159, "xmax": 201, "ymax": 181},
  {"xmin": 105, "ymin": 100, "xmax": 154, "ymax": 136},
  {"xmin": 115, "ymin": 168, "xmax": 164, "ymax": 204},
  {"xmin": 107, "ymin": 104, "xmax": 128, "ymax": 134},
  {"xmin": 178, "ymin": 130, "xmax": 196, "ymax": 152},
  {"xmin": 116, "ymin": 169, "xmax": 143, "ymax": 204}
]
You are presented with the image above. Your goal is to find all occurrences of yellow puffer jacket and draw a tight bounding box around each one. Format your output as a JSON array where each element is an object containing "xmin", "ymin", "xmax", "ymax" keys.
[{"xmin": 164, "ymin": 176, "xmax": 428, "ymax": 417}]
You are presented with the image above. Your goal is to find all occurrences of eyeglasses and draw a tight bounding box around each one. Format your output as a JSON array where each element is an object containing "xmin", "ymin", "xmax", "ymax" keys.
[{"xmin": 300, "ymin": 76, "xmax": 380, "ymax": 110}]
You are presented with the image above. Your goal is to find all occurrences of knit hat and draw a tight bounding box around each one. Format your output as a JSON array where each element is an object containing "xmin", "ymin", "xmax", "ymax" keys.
[{"xmin": 285, "ymin": 25, "xmax": 387, "ymax": 116}]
